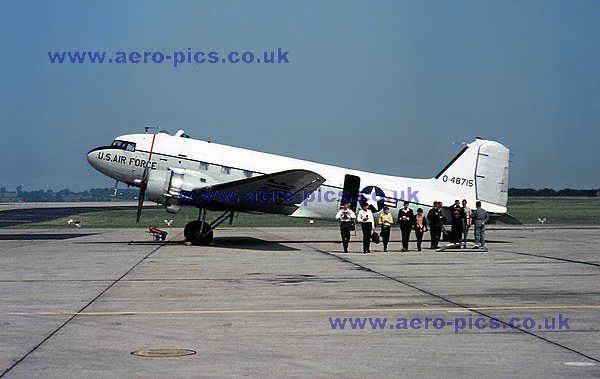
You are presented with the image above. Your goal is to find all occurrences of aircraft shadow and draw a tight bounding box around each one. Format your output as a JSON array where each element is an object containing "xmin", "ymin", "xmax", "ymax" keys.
[
  {"xmin": 0, "ymin": 233, "xmax": 97, "ymax": 241},
  {"xmin": 211, "ymin": 237, "xmax": 299, "ymax": 251},
  {"xmin": 74, "ymin": 237, "xmax": 300, "ymax": 252}
]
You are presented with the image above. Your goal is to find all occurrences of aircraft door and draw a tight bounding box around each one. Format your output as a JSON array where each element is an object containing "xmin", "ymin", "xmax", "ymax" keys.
[{"xmin": 341, "ymin": 174, "xmax": 361, "ymax": 211}]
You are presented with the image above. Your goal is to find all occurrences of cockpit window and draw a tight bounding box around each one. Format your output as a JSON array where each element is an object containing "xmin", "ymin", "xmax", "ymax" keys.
[{"xmin": 111, "ymin": 140, "xmax": 136, "ymax": 152}]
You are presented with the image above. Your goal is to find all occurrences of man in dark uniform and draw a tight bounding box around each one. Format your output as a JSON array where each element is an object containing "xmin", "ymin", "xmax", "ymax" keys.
[
  {"xmin": 450, "ymin": 199, "xmax": 466, "ymax": 246},
  {"xmin": 427, "ymin": 201, "xmax": 447, "ymax": 249},
  {"xmin": 397, "ymin": 201, "xmax": 414, "ymax": 252}
]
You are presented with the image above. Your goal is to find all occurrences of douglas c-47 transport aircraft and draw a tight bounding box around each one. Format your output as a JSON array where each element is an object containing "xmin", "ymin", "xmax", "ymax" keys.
[{"xmin": 88, "ymin": 129, "xmax": 517, "ymax": 245}]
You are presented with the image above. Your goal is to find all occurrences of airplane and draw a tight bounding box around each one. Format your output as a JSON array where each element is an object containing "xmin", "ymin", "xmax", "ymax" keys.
[{"xmin": 87, "ymin": 129, "xmax": 518, "ymax": 246}]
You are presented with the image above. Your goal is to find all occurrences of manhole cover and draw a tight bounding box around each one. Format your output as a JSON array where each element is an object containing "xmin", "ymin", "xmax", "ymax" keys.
[{"xmin": 131, "ymin": 349, "xmax": 196, "ymax": 357}]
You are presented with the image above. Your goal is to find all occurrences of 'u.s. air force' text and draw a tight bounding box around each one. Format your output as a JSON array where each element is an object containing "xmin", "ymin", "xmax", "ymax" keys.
[{"xmin": 96, "ymin": 152, "xmax": 157, "ymax": 170}]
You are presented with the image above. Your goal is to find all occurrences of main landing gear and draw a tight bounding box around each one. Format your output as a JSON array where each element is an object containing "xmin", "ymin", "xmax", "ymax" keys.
[
  {"xmin": 184, "ymin": 220, "xmax": 213, "ymax": 246},
  {"xmin": 183, "ymin": 207, "xmax": 235, "ymax": 246}
]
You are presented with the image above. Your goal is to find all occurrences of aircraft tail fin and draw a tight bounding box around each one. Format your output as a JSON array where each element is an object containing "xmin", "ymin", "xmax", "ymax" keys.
[{"xmin": 434, "ymin": 138, "xmax": 509, "ymax": 208}]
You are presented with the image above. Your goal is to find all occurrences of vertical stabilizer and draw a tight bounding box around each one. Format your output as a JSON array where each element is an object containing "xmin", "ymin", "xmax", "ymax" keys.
[{"xmin": 434, "ymin": 138, "xmax": 509, "ymax": 208}]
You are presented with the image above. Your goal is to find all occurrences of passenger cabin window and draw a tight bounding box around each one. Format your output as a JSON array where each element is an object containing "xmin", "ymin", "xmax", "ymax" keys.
[
  {"xmin": 221, "ymin": 166, "xmax": 231, "ymax": 175},
  {"xmin": 244, "ymin": 170, "xmax": 253, "ymax": 178},
  {"xmin": 111, "ymin": 140, "xmax": 136, "ymax": 152},
  {"xmin": 200, "ymin": 162, "xmax": 209, "ymax": 170}
]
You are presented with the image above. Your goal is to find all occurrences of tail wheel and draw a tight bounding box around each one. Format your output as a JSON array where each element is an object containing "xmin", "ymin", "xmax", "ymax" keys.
[{"xmin": 184, "ymin": 220, "xmax": 214, "ymax": 246}]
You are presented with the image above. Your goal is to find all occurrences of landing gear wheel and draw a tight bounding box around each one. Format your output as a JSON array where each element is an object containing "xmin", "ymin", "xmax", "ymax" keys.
[{"xmin": 184, "ymin": 220, "xmax": 214, "ymax": 246}]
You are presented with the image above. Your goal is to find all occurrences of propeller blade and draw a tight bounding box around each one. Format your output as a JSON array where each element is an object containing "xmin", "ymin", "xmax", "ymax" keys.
[
  {"xmin": 136, "ymin": 187, "xmax": 145, "ymax": 223},
  {"xmin": 136, "ymin": 167, "xmax": 150, "ymax": 223},
  {"xmin": 135, "ymin": 134, "xmax": 155, "ymax": 224}
]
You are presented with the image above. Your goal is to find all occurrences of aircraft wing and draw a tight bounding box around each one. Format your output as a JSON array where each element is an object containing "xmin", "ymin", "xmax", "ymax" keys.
[{"xmin": 182, "ymin": 169, "xmax": 325, "ymax": 215}]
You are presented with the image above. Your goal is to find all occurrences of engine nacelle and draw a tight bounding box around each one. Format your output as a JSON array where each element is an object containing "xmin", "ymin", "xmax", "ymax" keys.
[
  {"xmin": 146, "ymin": 168, "xmax": 214, "ymax": 212},
  {"xmin": 165, "ymin": 203, "xmax": 181, "ymax": 214}
]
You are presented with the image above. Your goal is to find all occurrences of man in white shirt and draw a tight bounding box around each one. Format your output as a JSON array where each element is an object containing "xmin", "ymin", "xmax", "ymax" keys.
[
  {"xmin": 461, "ymin": 199, "xmax": 472, "ymax": 247},
  {"xmin": 357, "ymin": 203, "xmax": 375, "ymax": 254},
  {"xmin": 335, "ymin": 202, "xmax": 356, "ymax": 253}
]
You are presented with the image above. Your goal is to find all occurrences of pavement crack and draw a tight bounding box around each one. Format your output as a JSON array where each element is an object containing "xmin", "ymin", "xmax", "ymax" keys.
[{"xmin": 0, "ymin": 237, "xmax": 171, "ymax": 378}]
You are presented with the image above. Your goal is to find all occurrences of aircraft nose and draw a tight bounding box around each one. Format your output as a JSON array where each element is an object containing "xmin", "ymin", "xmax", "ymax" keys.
[{"xmin": 87, "ymin": 147, "xmax": 106, "ymax": 172}]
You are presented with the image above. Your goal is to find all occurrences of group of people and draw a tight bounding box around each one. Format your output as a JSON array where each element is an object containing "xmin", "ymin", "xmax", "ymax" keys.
[{"xmin": 335, "ymin": 199, "xmax": 489, "ymax": 254}]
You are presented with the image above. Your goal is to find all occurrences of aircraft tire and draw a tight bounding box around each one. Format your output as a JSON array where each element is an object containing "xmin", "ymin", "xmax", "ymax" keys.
[{"xmin": 184, "ymin": 220, "xmax": 214, "ymax": 246}]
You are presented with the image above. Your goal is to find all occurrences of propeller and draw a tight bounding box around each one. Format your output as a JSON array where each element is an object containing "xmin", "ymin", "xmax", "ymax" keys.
[
  {"xmin": 136, "ymin": 134, "xmax": 156, "ymax": 223},
  {"xmin": 136, "ymin": 167, "xmax": 149, "ymax": 223}
]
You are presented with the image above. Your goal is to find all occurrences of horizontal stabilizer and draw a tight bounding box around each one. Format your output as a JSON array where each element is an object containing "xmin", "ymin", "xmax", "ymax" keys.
[{"xmin": 489, "ymin": 213, "xmax": 522, "ymax": 225}]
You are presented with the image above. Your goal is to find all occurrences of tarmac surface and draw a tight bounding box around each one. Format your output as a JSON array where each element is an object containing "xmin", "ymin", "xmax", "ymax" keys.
[{"xmin": 0, "ymin": 225, "xmax": 599, "ymax": 378}]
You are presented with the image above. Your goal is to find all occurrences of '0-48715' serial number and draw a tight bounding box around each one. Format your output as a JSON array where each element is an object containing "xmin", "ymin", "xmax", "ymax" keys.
[{"xmin": 442, "ymin": 175, "xmax": 474, "ymax": 187}]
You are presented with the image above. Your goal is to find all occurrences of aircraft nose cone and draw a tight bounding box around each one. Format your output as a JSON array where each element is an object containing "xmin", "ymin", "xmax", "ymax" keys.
[{"xmin": 87, "ymin": 147, "xmax": 105, "ymax": 172}]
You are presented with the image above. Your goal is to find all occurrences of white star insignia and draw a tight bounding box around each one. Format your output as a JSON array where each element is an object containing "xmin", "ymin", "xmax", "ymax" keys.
[{"xmin": 360, "ymin": 187, "xmax": 380, "ymax": 210}]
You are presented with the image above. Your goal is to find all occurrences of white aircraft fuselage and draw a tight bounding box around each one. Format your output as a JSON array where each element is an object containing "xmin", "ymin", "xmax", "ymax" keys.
[{"xmin": 88, "ymin": 130, "xmax": 511, "ymax": 244}]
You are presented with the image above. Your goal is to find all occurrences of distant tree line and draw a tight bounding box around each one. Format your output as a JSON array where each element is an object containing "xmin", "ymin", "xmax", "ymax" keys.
[
  {"xmin": 0, "ymin": 187, "xmax": 139, "ymax": 202},
  {"xmin": 508, "ymin": 188, "xmax": 599, "ymax": 197}
]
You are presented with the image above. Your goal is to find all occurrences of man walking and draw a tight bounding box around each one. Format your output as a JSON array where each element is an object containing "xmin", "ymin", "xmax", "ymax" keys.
[
  {"xmin": 398, "ymin": 201, "xmax": 414, "ymax": 252},
  {"xmin": 450, "ymin": 200, "xmax": 466, "ymax": 246},
  {"xmin": 357, "ymin": 203, "xmax": 375, "ymax": 254},
  {"xmin": 413, "ymin": 208, "xmax": 428, "ymax": 252},
  {"xmin": 378, "ymin": 206, "xmax": 393, "ymax": 252},
  {"xmin": 461, "ymin": 199, "xmax": 472, "ymax": 247},
  {"xmin": 427, "ymin": 201, "xmax": 446, "ymax": 249},
  {"xmin": 472, "ymin": 201, "xmax": 490, "ymax": 249},
  {"xmin": 335, "ymin": 202, "xmax": 356, "ymax": 253}
]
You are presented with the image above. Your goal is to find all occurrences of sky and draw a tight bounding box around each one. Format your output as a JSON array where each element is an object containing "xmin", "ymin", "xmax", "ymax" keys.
[{"xmin": 1, "ymin": 0, "xmax": 599, "ymax": 192}]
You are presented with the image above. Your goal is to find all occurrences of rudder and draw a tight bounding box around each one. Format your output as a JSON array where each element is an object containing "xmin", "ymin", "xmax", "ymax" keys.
[{"xmin": 474, "ymin": 140, "xmax": 509, "ymax": 207}]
